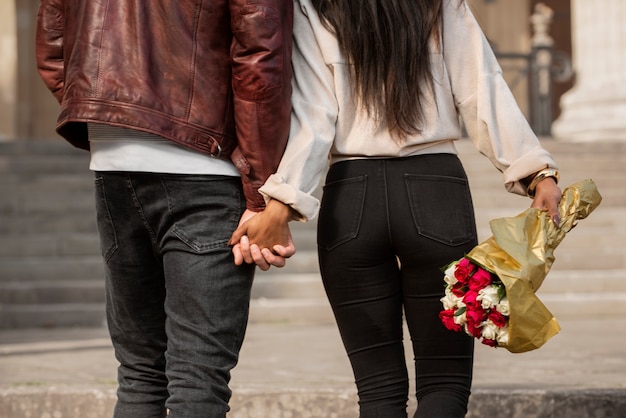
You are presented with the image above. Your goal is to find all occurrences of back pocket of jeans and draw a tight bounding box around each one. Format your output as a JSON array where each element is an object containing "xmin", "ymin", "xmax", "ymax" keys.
[
  {"xmin": 404, "ymin": 174, "xmax": 475, "ymax": 246},
  {"xmin": 317, "ymin": 175, "xmax": 367, "ymax": 251}
]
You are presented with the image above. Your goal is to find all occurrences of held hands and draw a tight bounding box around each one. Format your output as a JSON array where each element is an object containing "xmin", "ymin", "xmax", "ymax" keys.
[
  {"xmin": 530, "ymin": 177, "xmax": 562, "ymax": 226},
  {"xmin": 229, "ymin": 200, "xmax": 297, "ymax": 271}
]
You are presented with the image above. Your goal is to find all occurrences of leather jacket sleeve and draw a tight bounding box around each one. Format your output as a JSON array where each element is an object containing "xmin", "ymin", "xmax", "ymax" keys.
[
  {"xmin": 229, "ymin": 0, "xmax": 293, "ymax": 211},
  {"xmin": 36, "ymin": 0, "xmax": 66, "ymax": 103}
]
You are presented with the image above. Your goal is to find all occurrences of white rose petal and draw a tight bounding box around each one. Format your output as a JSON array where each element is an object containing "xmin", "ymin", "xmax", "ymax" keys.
[
  {"xmin": 477, "ymin": 285, "xmax": 500, "ymax": 309},
  {"xmin": 443, "ymin": 263, "xmax": 458, "ymax": 286},
  {"xmin": 481, "ymin": 320, "xmax": 499, "ymax": 340},
  {"xmin": 440, "ymin": 292, "xmax": 457, "ymax": 310},
  {"xmin": 441, "ymin": 287, "xmax": 464, "ymax": 310},
  {"xmin": 454, "ymin": 311, "xmax": 467, "ymax": 326},
  {"xmin": 496, "ymin": 326, "xmax": 509, "ymax": 344},
  {"xmin": 496, "ymin": 297, "xmax": 510, "ymax": 316}
]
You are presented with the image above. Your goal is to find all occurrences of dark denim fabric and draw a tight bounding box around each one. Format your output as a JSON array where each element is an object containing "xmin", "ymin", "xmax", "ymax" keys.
[
  {"xmin": 318, "ymin": 154, "xmax": 477, "ymax": 418},
  {"xmin": 94, "ymin": 172, "xmax": 255, "ymax": 418}
]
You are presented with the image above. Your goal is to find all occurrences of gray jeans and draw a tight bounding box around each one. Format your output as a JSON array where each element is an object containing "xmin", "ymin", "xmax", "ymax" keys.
[{"xmin": 94, "ymin": 172, "xmax": 255, "ymax": 417}]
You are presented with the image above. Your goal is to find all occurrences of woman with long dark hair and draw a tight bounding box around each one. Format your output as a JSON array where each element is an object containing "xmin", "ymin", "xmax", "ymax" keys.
[{"xmin": 231, "ymin": 0, "xmax": 562, "ymax": 416}]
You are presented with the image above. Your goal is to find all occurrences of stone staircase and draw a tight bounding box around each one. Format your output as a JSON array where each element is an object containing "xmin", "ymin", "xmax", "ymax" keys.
[
  {"xmin": 0, "ymin": 141, "xmax": 104, "ymax": 328},
  {"xmin": 0, "ymin": 138, "xmax": 624, "ymax": 329}
]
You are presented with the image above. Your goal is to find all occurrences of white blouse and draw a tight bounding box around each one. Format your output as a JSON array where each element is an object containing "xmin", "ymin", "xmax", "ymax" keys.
[{"xmin": 259, "ymin": 0, "xmax": 557, "ymax": 220}]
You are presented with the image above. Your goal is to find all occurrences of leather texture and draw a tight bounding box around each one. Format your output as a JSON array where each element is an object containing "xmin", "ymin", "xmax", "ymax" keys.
[{"xmin": 36, "ymin": 0, "xmax": 293, "ymax": 210}]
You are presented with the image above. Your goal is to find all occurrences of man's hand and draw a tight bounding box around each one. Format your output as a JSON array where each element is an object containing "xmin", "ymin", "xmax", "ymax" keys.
[
  {"xmin": 229, "ymin": 200, "xmax": 297, "ymax": 270},
  {"xmin": 232, "ymin": 235, "xmax": 295, "ymax": 271}
]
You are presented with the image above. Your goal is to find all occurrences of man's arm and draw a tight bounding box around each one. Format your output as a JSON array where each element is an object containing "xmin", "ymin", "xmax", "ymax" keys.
[
  {"xmin": 229, "ymin": 0, "xmax": 294, "ymax": 211},
  {"xmin": 36, "ymin": 0, "xmax": 66, "ymax": 102}
]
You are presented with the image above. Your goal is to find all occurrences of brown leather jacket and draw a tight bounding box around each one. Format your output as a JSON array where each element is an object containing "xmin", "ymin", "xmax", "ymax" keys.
[{"xmin": 36, "ymin": 0, "xmax": 293, "ymax": 210}]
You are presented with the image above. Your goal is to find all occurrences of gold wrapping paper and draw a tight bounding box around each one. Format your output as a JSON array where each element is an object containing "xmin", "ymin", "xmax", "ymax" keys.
[{"xmin": 467, "ymin": 179, "xmax": 602, "ymax": 353}]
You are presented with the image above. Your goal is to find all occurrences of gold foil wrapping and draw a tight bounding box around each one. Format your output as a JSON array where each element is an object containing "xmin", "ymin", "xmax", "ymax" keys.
[{"xmin": 467, "ymin": 179, "xmax": 602, "ymax": 353}]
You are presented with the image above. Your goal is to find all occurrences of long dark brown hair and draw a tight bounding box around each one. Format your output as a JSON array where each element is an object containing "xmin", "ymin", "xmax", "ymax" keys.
[{"xmin": 311, "ymin": 0, "xmax": 444, "ymax": 139}]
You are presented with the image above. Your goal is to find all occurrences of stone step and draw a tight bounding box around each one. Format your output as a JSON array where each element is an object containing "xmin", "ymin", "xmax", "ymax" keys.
[
  {"xmin": 0, "ymin": 256, "xmax": 104, "ymax": 282},
  {"xmin": 0, "ymin": 269, "xmax": 622, "ymax": 328},
  {"xmin": 247, "ymin": 292, "xmax": 626, "ymax": 325},
  {"xmin": 2, "ymin": 286, "xmax": 623, "ymax": 329},
  {"xmin": 249, "ymin": 267, "xmax": 626, "ymax": 324},
  {"xmin": 0, "ymin": 141, "xmax": 89, "ymax": 174},
  {"xmin": 1, "ymin": 387, "xmax": 623, "ymax": 418},
  {"xmin": 0, "ymin": 155, "xmax": 89, "ymax": 176},
  {"xmin": 0, "ymin": 212, "xmax": 97, "ymax": 235},
  {"xmin": 0, "ymin": 280, "xmax": 105, "ymax": 305},
  {"xmin": 2, "ymin": 263, "xmax": 620, "ymax": 308},
  {"xmin": 1, "ymin": 186, "xmax": 94, "ymax": 215},
  {"xmin": 0, "ymin": 234, "xmax": 101, "ymax": 258},
  {"xmin": 254, "ymin": 268, "xmax": 626, "ymax": 296},
  {"xmin": 0, "ymin": 303, "xmax": 105, "ymax": 329}
]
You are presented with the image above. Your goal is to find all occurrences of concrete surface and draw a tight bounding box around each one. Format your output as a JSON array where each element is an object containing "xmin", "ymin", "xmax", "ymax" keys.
[{"xmin": 1, "ymin": 316, "xmax": 625, "ymax": 417}]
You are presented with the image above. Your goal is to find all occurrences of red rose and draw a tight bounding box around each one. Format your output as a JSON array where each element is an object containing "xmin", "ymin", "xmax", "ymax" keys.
[
  {"xmin": 468, "ymin": 267, "xmax": 493, "ymax": 291},
  {"xmin": 488, "ymin": 310, "xmax": 507, "ymax": 328},
  {"xmin": 454, "ymin": 258, "xmax": 474, "ymax": 284},
  {"xmin": 439, "ymin": 309, "xmax": 461, "ymax": 331},
  {"xmin": 451, "ymin": 282, "xmax": 466, "ymax": 298},
  {"xmin": 465, "ymin": 308, "xmax": 485, "ymax": 338},
  {"xmin": 463, "ymin": 290, "xmax": 480, "ymax": 308},
  {"xmin": 465, "ymin": 323, "xmax": 482, "ymax": 338},
  {"xmin": 466, "ymin": 306, "xmax": 486, "ymax": 323},
  {"xmin": 482, "ymin": 338, "xmax": 497, "ymax": 347}
]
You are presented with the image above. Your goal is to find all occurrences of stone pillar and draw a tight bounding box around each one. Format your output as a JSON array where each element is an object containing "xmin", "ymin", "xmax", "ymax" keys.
[
  {"xmin": 552, "ymin": 0, "xmax": 626, "ymax": 142},
  {"xmin": 0, "ymin": 0, "xmax": 17, "ymax": 140}
]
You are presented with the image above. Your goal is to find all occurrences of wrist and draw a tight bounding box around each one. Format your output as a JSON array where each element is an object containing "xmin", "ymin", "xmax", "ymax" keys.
[
  {"xmin": 527, "ymin": 168, "xmax": 559, "ymax": 198},
  {"xmin": 266, "ymin": 199, "xmax": 298, "ymax": 222}
]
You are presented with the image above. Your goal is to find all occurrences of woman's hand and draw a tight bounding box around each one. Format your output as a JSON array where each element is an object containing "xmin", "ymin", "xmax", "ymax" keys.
[{"xmin": 530, "ymin": 177, "xmax": 562, "ymax": 226}]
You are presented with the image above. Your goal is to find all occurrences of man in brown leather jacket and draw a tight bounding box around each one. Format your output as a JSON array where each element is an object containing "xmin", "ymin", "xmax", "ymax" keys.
[{"xmin": 36, "ymin": 0, "xmax": 293, "ymax": 416}]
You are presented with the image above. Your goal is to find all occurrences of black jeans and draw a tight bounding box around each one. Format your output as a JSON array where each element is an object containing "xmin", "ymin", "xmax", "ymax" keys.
[
  {"xmin": 318, "ymin": 154, "xmax": 477, "ymax": 418},
  {"xmin": 94, "ymin": 172, "xmax": 255, "ymax": 417}
]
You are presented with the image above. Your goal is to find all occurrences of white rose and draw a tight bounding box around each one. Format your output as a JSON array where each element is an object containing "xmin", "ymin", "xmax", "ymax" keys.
[
  {"xmin": 440, "ymin": 291, "xmax": 458, "ymax": 310},
  {"xmin": 496, "ymin": 297, "xmax": 510, "ymax": 316},
  {"xmin": 441, "ymin": 287, "xmax": 463, "ymax": 310},
  {"xmin": 477, "ymin": 285, "xmax": 500, "ymax": 309},
  {"xmin": 481, "ymin": 320, "xmax": 499, "ymax": 340},
  {"xmin": 496, "ymin": 326, "xmax": 509, "ymax": 345},
  {"xmin": 443, "ymin": 263, "xmax": 458, "ymax": 286}
]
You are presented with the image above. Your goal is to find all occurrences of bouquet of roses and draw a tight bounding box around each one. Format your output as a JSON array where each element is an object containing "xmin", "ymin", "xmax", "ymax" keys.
[
  {"xmin": 440, "ymin": 257, "xmax": 509, "ymax": 347},
  {"xmin": 440, "ymin": 179, "xmax": 602, "ymax": 353}
]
